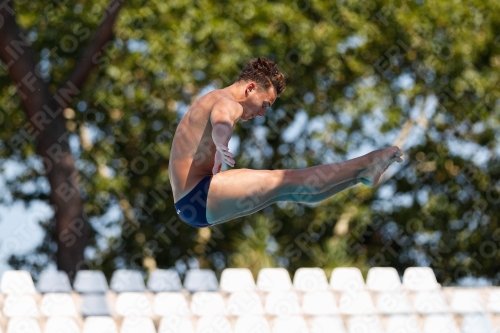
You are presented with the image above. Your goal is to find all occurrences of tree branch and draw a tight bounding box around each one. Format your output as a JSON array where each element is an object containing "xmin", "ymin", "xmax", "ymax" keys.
[
  {"xmin": 61, "ymin": 0, "xmax": 125, "ymax": 101},
  {"xmin": 0, "ymin": 0, "xmax": 50, "ymax": 112},
  {"xmin": 378, "ymin": 97, "xmax": 430, "ymax": 185}
]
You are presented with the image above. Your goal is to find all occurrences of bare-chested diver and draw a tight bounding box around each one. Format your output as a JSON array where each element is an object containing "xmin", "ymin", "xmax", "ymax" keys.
[{"xmin": 168, "ymin": 57, "xmax": 403, "ymax": 228}]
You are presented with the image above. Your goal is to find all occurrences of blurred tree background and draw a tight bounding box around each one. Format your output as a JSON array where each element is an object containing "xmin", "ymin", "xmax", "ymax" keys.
[{"xmin": 0, "ymin": 0, "xmax": 499, "ymax": 285}]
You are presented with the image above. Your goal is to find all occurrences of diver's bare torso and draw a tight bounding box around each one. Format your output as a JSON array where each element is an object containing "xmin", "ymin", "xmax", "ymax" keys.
[{"xmin": 168, "ymin": 89, "xmax": 238, "ymax": 203}]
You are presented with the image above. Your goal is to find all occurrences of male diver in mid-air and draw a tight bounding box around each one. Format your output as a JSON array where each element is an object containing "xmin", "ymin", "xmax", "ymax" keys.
[{"xmin": 168, "ymin": 57, "xmax": 403, "ymax": 228}]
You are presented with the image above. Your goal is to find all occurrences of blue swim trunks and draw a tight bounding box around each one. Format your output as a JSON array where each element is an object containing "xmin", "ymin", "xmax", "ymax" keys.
[{"xmin": 174, "ymin": 176, "xmax": 212, "ymax": 228}]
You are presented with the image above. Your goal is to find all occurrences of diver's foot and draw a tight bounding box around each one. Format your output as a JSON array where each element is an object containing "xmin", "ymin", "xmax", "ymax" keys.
[{"xmin": 358, "ymin": 147, "xmax": 403, "ymax": 187}]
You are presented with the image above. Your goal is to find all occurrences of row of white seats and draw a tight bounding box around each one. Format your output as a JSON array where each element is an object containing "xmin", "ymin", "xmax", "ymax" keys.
[
  {"xmin": 0, "ymin": 314, "xmax": 497, "ymax": 333},
  {"xmin": 141, "ymin": 289, "xmax": 500, "ymax": 316},
  {"xmin": 0, "ymin": 267, "xmax": 439, "ymax": 294},
  {"xmin": 2, "ymin": 289, "xmax": 500, "ymax": 318}
]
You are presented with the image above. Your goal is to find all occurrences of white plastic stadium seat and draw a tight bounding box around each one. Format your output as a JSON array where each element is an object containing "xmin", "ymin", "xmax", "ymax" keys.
[
  {"xmin": 338, "ymin": 291, "xmax": 376, "ymax": 315},
  {"xmin": 6, "ymin": 317, "xmax": 42, "ymax": 333},
  {"xmin": 226, "ymin": 291, "xmax": 265, "ymax": 316},
  {"xmin": 487, "ymin": 289, "xmax": 500, "ymax": 313},
  {"xmin": 385, "ymin": 315, "xmax": 422, "ymax": 333},
  {"xmin": 293, "ymin": 268, "xmax": 329, "ymax": 292},
  {"xmin": 3, "ymin": 295, "xmax": 40, "ymax": 317},
  {"xmin": 1, "ymin": 270, "xmax": 36, "ymax": 295},
  {"xmin": 147, "ymin": 269, "xmax": 183, "ymax": 292},
  {"xmin": 375, "ymin": 291, "xmax": 413, "ymax": 314},
  {"xmin": 234, "ymin": 316, "xmax": 271, "ymax": 333},
  {"xmin": 257, "ymin": 268, "xmax": 292, "ymax": 292},
  {"xmin": 301, "ymin": 291, "xmax": 339, "ymax": 315},
  {"xmin": 412, "ymin": 291, "xmax": 449, "ymax": 314},
  {"xmin": 264, "ymin": 291, "xmax": 302, "ymax": 316},
  {"xmin": 37, "ymin": 270, "xmax": 72, "ymax": 293},
  {"xmin": 329, "ymin": 268, "xmax": 365, "ymax": 292},
  {"xmin": 348, "ymin": 315, "xmax": 384, "ymax": 333},
  {"xmin": 449, "ymin": 289, "xmax": 485, "ymax": 313},
  {"xmin": 309, "ymin": 316, "xmax": 347, "ymax": 333},
  {"xmin": 191, "ymin": 292, "xmax": 227, "ymax": 316},
  {"xmin": 196, "ymin": 315, "xmax": 232, "ymax": 333},
  {"xmin": 74, "ymin": 270, "xmax": 109, "ymax": 293},
  {"xmin": 184, "ymin": 269, "xmax": 219, "ymax": 292},
  {"xmin": 158, "ymin": 315, "xmax": 195, "ymax": 333},
  {"xmin": 461, "ymin": 313, "xmax": 495, "ymax": 333},
  {"xmin": 402, "ymin": 267, "xmax": 440, "ymax": 291},
  {"xmin": 115, "ymin": 292, "xmax": 152, "ymax": 317},
  {"xmin": 82, "ymin": 317, "xmax": 118, "ymax": 333},
  {"xmin": 366, "ymin": 267, "xmax": 401, "ymax": 291},
  {"xmin": 44, "ymin": 317, "xmax": 80, "ymax": 333},
  {"xmin": 272, "ymin": 316, "xmax": 309, "ymax": 333},
  {"xmin": 110, "ymin": 269, "xmax": 146, "ymax": 293},
  {"xmin": 422, "ymin": 314, "xmax": 460, "ymax": 333},
  {"xmin": 220, "ymin": 268, "xmax": 256, "ymax": 292},
  {"xmin": 153, "ymin": 292, "xmax": 190, "ymax": 316},
  {"xmin": 40, "ymin": 293, "xmax": 78, "ymax": 317},
  {"xmin": 81, "ymin": 294, "xmax": 112, "ymax": 317},
  {"xmin": 120, "ymin": 317, "xmax": 156, "ymax": 333}
]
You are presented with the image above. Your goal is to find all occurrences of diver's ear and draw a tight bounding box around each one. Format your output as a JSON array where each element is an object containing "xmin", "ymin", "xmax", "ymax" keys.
[{"xmin": 246, "ymin": 82, "xmax": 256, "ymax": 93}]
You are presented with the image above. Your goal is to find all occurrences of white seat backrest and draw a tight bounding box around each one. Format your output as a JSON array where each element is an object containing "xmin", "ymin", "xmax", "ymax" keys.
[
  {"xmin": 450, "ymin": 289, "xmax": 485, "ymax": 313},
  {"xmin": 196, "ymin": 315, "xmax": 232, "ymax": 333},
  {"xmin": 309, "ymin": 316, "xmax": 347, "ymax": 333},
  {"xmin": 366, "ymin": 267, "xmax": 401, "ymax": 291},
  {"xmin": 158, "ymin": 315, "xmax": 195, "ymax": 333},
  {"xmin": 227, "ymin": 291, "xmax": 265, "ymax": 316},
  {"xmin": 154, "ymin": 292, "xmax": 190, "ymax": 316},
  {"xmin": 330, "ymin": 268, "xmax": 365, "ymax": 292},
  {"xmin": 461, "ymin": 313, "xmax": 494, "ymax": 333},
  {"xmin": 234, "ymin": 316, "xmax": 271, "ymax": 333},
  {"xmin": 121, "ymin": 317, "xmax": 156, "ymax": 333},
  {"xmin": 376, "ymin": 291, "xmax": 413, "ymax": 314},
  {"xmin": 45, "ymin": 317, "xmax": 80, "ymax": 333},
  {"xmin": 110, "ymin": 269, "xmax": 145, "ymax": 293},
  {"xmin": 115, "ymin": 292, "xmax": 152, "ymax": 317},
  {"xmin": 3, "ymin": 295, "xmax": 40, "ymax": 317},
  {"xmin": 402, "ymin": 267, "xmax": 440, "ymax": 291},
  {"xmin": 37, "ymin": 270, "xmax": 72, "ymax": 293},
  {"xmin": 385, "ymin": 315, "xmax": 422, "ymax": 333},
  {"xmin": 184, "ymin": 269, "xmax": 219, "ymax": 292},
  {"xmin": 74, "ymin": 270, "xmax": 109, "ymax": 293},
  {"xmin": 191, "ymin": 292, "xmax": 226, "ymax": 316},
  {"xmin": 264, "ymin": 291, "xmax": 301, "ymax": 316},
  {"xmin": 257, "ymin": 268, "xmax": 292, "ymax": 292},
  {"xmin": 422, "ymin": 314, "xmax": 460, "ymax": 333},
  {"xmin": 487, "ymin": 289, "xmax": 500, "ymax": 313},
  {"xmin": 81, "ymin": 294, "xmax": 111, "ymax": 316},
  {"xmin": 220, "ymin": 268, "xmax": 256, "ymax": 292},
  {"xmin": 147, "ymin": 269, "xmax": 183, "ymax": 292},
  {"xmin": 302, "ymin": 291, "xmax": 339, "ymax": 315},
  {"xmin": 339, "ymin": 291, "xmax": 376, "ymax": 315},
  {"xmin": 272, "ymin": 316, "xmax": 309, "ymax": 333},
  {"xmin": 413, "ymin": 291, "xmax": 449, "ymax": 314},
  {"xmin": 41, "ymin": 293, "xmax": 78, "ymax": 317},
  {"xmin": 348, "ymin": 315, "xmax": 385, "ymax": 333},
  {"xmin": 1, "ymin": 270, "xmax": 36, "ymax": 295},
  {"xmin": 82, "ymin": 317, "xmax": 118, "ymax": 333},
  {"xmin": 293, "ymin": 268, "xmax": 328, "ymax": 292},
  {"xmin": 6, "ymin": 317, "xmax": 42, "ymax": 333}
]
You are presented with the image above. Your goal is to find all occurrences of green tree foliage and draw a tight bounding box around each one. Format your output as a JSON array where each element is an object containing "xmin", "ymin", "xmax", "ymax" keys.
[{"xmin": 1, "ymin": 0, "xmax": 499, "ymax": 284}]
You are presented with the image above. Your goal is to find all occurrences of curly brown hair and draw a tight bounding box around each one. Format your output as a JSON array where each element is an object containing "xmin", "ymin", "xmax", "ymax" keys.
[{"xmin": 236, "ymin": 57, "xmax": 286, "ymax": 96}]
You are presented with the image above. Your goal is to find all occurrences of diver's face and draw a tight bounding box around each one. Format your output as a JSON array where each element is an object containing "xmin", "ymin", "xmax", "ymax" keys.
[{"xmin": 243, "ymin": 83, "xmax": 276, "ymax": 121}]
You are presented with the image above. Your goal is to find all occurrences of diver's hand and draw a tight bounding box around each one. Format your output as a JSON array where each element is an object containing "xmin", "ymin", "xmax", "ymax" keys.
[
  {"xmin": 212, "ymin": 150, "xmax": 223, "ymax": 175},
  {"xmin": 217, "ymin": 146, "xmax": 235, "ymax": 167}
]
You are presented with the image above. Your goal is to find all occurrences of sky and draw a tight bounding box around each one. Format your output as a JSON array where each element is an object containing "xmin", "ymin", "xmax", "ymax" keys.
[{"xmin": 0, "ymin": 177, "xmax": 54, "ymax": 275}]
